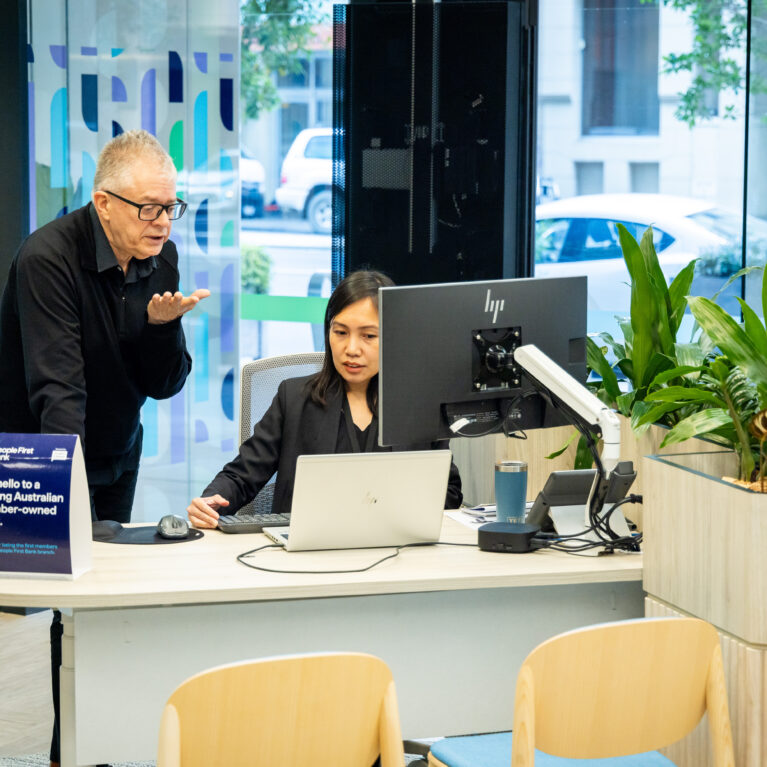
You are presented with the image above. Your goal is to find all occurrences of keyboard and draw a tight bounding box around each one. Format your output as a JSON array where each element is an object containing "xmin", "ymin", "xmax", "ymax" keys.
[{"xmin": 217, "ymin": 512, "xmax": 291, "ymax": 534}]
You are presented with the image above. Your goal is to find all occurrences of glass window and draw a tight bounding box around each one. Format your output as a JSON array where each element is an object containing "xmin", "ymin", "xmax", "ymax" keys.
[
  {"xmin": 240, "ymin": 8, "xmax": 333, "ymax": 381},
  {"xmin": 575, "ymin": 162, "xmax": 604, "ymax": 195},
  {"xmin": 537, "ymin": 0, "xmax": 747, "ymax": 331},
  {"xmin": 582, "ymin": 0, "xmax": 659, "ymax": 136},
  {"xmin": 280, "ymin": 103, "xmax": 310, "ymax": 160},
  {"xmin": 304, "ymin": 135, "xmax": 332, "ymax": 160},
  {"xmin": 277, "ymin": 59, "xmax": 309, "ymax": 88},
  {"xmin": 315, "ymin": 57, "xmax": 332, "ymax": 88},
  {"xmin": 317, "ymin": 99, "xmax": 333, "ymax": 126},
  {"xmin": 536, "ymin": 218, "xmax": 672, "ymax": 264},
  {"xmin": 630, "ymin": 162, "xmax": 659, "ymax": 194}
]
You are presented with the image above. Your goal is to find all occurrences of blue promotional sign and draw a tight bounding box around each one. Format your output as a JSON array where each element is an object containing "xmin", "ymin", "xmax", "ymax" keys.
[{"xmin": 0, "ymin": 434, "xmax": 91, "ymax": 579}]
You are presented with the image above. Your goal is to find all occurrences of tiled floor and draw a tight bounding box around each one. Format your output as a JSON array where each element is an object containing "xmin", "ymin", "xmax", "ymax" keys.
[{"xmin": 0, "ymin": 609, "xmax": 52, "ymax": 758}]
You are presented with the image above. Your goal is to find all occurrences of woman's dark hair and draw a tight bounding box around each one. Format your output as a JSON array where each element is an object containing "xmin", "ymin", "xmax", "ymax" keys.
[{"xmin": 309, "ymin": 269, "xmax": 395, "ymax": 409}]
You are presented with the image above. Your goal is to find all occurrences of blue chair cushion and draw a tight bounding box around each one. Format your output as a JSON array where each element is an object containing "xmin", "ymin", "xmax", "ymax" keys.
[{"xmin": 429, "ymin": 732, "xmax": 675, "ymax": 767}]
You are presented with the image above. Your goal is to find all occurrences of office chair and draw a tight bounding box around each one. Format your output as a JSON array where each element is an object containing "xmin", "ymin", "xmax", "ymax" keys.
[
  {"xmin": 239, "ymin": 352, "xmax": 324, "ymax": 514},
  {"xmin": 429, "ymin": 617, "xmax": 734, "ymax": 767},
  {"xmin": 157, "ymin": 652, "xmax": 405, "ymax": 767}
]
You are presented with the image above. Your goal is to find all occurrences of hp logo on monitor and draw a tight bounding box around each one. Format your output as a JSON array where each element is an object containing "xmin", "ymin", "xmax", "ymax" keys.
[{"xmin": 484, "ymin": 290, "xmax": 505, "ymax": 323}]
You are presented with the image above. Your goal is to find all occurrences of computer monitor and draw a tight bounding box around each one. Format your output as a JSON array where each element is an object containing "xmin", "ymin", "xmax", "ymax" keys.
[{"xmin": 378, "ymin": 276, "xmax": 587, "ymax": 445}]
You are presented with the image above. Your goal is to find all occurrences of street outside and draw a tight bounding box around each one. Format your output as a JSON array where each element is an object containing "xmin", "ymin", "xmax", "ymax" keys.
[
  {"xmin": 237, "ymin": 215, "xmax": 747, "ymax": 364},
  {"xmin": 240, "ymin": 216, "xmax": 332, "ymax": 362}
]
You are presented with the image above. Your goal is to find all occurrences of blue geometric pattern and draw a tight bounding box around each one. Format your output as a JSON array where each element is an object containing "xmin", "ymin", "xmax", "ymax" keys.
[
  {"xmin": 28, "ymin": 4, "xmax": 240, "ymax": 497},
  {"xmin": 81, "ymin": 74, "xmax": 98, "ymax": 131},
  {"xmin": 141, "ymin": 68, "xmax": 156, "ymax": 135}
]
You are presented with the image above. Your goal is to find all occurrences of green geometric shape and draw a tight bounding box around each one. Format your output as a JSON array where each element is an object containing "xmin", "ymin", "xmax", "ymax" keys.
[
  {"xmin": 221, "ymin": 220, "xmax": 235, "ymax": 247},
  {"xmin": 169, "ymin": 120, "xmax": 183, "ymax": 172},
  {"xmin": 240, "ymin": 294, "xmax": 328, "ymax": 324}
]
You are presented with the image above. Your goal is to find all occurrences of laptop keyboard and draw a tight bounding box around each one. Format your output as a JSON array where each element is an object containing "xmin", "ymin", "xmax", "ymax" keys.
[{"xmin": 217, "ymin": 512, "xmax": 291, "ymax": 534}]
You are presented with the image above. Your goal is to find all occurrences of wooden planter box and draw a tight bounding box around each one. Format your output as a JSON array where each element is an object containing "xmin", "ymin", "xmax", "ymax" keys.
[{"xmin": 643, "ymin": 450, "xmax": 767, "ymax": 767}]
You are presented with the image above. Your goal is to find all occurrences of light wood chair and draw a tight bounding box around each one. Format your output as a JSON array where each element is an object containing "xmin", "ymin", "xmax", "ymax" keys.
[
  {"xmin": 429, "ymin": 617, "xmax": 734, "ymax": 767},
  {"xmin": 157, "ymin": 652, "xmax": 405, "ymax": 767}
]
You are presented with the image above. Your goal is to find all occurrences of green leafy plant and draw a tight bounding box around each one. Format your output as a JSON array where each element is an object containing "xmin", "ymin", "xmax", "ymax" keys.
[
  {"xmin": 568, "ymin": 219, "xmax": 767, "ymax": 486},
  {"xmin": 549, "ymin": 224, "xmax": 702, "ymax": 468},
  {"xmin": 585, "ymin": 224, "xmax": 701, "ymax": 425},
  {"xmin": 241, "ymin": 245, "xmax": 272, "ymax": 294},
  {"xmin": 638, "ymin": 266, "xmax": 767, "ymax": 481}
]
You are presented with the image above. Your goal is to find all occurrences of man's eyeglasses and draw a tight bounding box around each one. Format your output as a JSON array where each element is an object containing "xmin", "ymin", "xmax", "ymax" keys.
[{"xmin": 104, "ymin": 190, "xmax": 187, "ymax": 221}]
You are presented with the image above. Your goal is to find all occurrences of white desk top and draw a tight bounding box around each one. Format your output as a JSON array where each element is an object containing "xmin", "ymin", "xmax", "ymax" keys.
[{"xmin": 0, "ymin": 516, "xmax": 642, "ymax": 609}]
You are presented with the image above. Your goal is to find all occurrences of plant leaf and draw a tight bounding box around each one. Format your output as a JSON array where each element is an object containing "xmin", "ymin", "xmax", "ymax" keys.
[
  {"xmin": 645, "ymin": 386, "xmax": 727, "ymax": 407},
  {"xmin": 688, "ymin": 296, "xmax": 767, "ymax": 389},
  {"xmin": 591, "ymin": 330, "xmax": 626, "ymax": 362},
  {"xmin": 659, "ymin": 408, "xmax": 733, "ymax": 447},
  {"xmin": 640, "ymin": 352, "xmax": 674, "ymax": 389},
  {"xmin": 574, "ymin": 433, "xmax": 595, "ymax": 469},
  {"xmin": 615, "ymin": 391, "xmax": 635, "ymax": 416},
  {"xmin": 667, "ymin": 259, "xmax": 697, "ymax": 335},
  {"xmin": 736, "ymin": 296, "xmax": 767, "ymax": 358},
  {"xmin": 763, "ymin": 264, "xmax": 767, "ymax": 330},
  {"xmin": 638, "ymin": 226, "xmax": 676, "ymax": 354},
  {"xmin": 632, "ymin": 401, "xmax": 687, "ymax": 431},
  {"xmin": 617, "ymin": 317, "xmax": 633, "ymax": 348},
  {"xmin": 674, "ymin": 342, "xmax": 705, "ymax": 369},
  {"xmin": 586, "ymin": 336, "xmax": 621, "ymax": 402},
  {"xmin": 545, "ymin": 429, "xmax": 579, "ymax": 460},
  {"xmin": 618, "ymin": 224, "xmax": 675, "ymax": 387},
  {"xmin": 648, "ymin": 365, "xmax": 703, "ymax": 388}
]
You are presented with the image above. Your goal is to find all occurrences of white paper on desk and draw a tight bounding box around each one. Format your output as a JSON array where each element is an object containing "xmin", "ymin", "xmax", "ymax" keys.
[
  {"xmin": 446, "ymin": 511, "xmax": 492, "ymax": 530},
  {"xmin": 447, "ymin": 501, "xmax": 535, "ymax": 531}
]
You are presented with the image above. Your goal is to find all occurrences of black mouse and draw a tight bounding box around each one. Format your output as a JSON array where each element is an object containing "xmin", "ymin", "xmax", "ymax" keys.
[
  {"xmin": 156, "ymin": 514, "xmax": 189, "ymax": 539},
  {"xmin": 92, "ymin": 519, "xmax": 123, "ymax": 542}
]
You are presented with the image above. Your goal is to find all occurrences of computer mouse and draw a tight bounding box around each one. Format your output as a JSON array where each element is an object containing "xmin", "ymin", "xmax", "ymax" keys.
[
  {"xmin": 92, "ymin": 519, "xmax": 123, "ymax": 542},
  {"xmin": 156, "ymin": 514, "xmax": 190, "ymax": 539}
]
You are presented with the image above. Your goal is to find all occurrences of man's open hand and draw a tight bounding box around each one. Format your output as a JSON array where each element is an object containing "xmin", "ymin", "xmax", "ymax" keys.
[{"xmin": 147, "ymin": 289, "xmax": 211, "ymax": 324}]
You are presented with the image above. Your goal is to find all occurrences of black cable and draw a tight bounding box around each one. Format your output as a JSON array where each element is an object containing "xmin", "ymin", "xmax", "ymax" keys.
[
  {"xmin": 451, "ymin": 418, "xmax": 504, "ymax": 438},
  {"xmin": 236, "ymin": 540, "xmax": 476, "ymax": 574},
  {"xmin": 533, "ymin": 494, "xmax": 644, "ymax": 555}
]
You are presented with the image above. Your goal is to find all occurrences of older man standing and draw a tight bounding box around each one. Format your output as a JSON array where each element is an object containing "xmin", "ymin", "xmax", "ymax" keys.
[{"xmin": 0, "ymin": 129, "xmax": 209, "ymax": 766}]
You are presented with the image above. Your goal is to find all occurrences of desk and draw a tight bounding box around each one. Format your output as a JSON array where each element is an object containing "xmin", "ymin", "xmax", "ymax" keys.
[{"xmin": 0, "ymin": 517, "xmax": 643, "ymax": 766}]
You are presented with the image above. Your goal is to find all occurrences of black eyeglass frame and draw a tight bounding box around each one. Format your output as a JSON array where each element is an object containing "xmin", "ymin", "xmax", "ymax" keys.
[{"xmin": 104, "ymin": 190, "xmax": 187, "ymax": 221}]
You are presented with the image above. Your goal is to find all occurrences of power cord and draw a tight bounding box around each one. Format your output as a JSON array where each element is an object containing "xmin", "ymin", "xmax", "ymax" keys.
[
  {"xmin": 236, "ymin": 540, "xmax": 476, "ymax": 574},
  {"xmin": 533, "ymin": 494, "xmax": 643, "ymax": 555}
]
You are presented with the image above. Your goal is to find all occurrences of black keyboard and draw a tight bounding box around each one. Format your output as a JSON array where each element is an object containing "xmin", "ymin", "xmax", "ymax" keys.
[{"xmin": 217, "ymin": 512, "xmax": 291, "ymax": 534}]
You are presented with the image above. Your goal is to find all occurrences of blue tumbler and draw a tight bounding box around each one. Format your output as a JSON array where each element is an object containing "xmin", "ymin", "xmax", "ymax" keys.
[{"xmin": 494, "ymin": 460, "xmax": 528, "ymax": 523}]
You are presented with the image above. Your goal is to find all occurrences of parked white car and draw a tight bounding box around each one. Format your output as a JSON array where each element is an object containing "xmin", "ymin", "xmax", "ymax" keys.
[
  {"xmin": 535, "ymin": 193, "xmax": 767, "ymax": 314},
  {"xmin": 275, "ymin": 127, "xmax": 333, "ymax": 233}
]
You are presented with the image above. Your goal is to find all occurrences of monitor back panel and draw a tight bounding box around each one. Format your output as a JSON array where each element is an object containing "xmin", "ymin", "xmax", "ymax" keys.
[{"xmin": 379, "ymin": 275, "xmax": 587, "ymax": 444}]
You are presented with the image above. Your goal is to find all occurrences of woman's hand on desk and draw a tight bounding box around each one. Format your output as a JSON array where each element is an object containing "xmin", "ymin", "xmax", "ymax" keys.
[{"xmin": 186, "ymin": 495, "xmax": 229, "ymax": 528}]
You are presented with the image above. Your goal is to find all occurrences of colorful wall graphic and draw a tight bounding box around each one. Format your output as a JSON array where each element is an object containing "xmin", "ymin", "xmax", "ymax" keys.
[{"xmin": 27, "ymin": 0, "xmax": 240, "ymax": 518}]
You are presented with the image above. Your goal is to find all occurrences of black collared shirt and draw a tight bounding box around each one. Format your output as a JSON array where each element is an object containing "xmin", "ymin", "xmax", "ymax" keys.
[{"xmin": 0, "ymin": 203, "xmax": 192, "ymax": 466}]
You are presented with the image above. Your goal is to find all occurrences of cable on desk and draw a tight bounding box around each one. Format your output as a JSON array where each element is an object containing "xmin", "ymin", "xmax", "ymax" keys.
[
  {"xmin": 236, "ymin": 541, "xmax": 477, "ymax": 574},
  {"xmin": 532, "ymin": 494, "xmax": 643, "ymax": 556}
]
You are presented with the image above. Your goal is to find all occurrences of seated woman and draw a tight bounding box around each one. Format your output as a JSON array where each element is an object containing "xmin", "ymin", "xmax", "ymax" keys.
[{"xmin": 187, "ymin": 270, "xmax": 462, "ymax": 527}]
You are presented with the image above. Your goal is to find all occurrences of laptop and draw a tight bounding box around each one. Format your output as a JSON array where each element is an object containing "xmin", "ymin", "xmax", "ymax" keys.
[{"xmin": 262, "ymin": 450, "xmax": 452, "ymax": 551}]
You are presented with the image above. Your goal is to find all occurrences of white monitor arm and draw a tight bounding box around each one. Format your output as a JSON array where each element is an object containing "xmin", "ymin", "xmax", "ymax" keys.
[
  {"xmin": 513, "ymin": 344, "xmax": 621, "ymax": 476},
  {"xmin": 509, "ymin": 344, "xmax": 636, "ymax": 549}
]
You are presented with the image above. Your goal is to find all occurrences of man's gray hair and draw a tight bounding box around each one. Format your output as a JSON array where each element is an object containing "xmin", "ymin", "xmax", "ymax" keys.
[{"xmin": 93, "ymin": 129, "xmax": 176, "ymax": 191}]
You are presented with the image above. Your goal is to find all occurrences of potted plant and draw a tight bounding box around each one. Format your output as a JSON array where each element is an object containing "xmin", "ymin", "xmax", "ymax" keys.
[
  {"xmin": 550, "ymin": 226, "xmax": 723, "ymax": 519},
  {"xmin": 627, "ymin": 236, "xmax": 767, "ymax": 767}
]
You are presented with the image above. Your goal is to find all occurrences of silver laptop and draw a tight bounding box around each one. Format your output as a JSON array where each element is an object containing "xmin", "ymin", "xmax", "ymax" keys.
[{"xmin": 262, "ymin": 450, "xmax": 452, "ymax": 551}]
